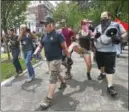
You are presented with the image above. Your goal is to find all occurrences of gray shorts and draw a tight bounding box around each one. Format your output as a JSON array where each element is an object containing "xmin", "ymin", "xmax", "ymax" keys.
[{"xmin": 47, "ymin": 60, "xmax": 61, "ymax": 84}]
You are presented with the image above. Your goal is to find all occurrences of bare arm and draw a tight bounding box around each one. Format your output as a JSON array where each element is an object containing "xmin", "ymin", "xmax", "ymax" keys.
[{"xmin": 33, "ymin": 43, "xmax": 43, "ymax": 55}]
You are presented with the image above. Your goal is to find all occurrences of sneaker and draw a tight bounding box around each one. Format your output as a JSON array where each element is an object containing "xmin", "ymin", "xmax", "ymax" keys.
[
  {"xmin": 18, "ymin": 70, "xmax": 23, "ymax": 74},
  {"xmin": 97, "ymin": 73, "xmax": 106, "ymax": 80},
  {"xmin": 117, "ymin": 54, "xmax": 120, "ymax": 58},
  {"xmin": 58, "ymin": 82, "xmax": 67, "ymax": 90},
  {"xmin": 26, "ymin": 77, "xmax": 33, "ymax": 83},
  {"xmin": 15, "ymin": 73, "xmax": 19, "ymax": 77},
  {"xmin": 64, "ymin": 74, "xmax": 72, "ymax": 80},
  {"xmin": 40, "ymin": 97, "xmax": 52, "ymax": 109},
  {"xmin": 107, "ymin": 86, "xmax": 117, "ymax": 96},
  {"xmin": 87, "ymin": 73, "xmax": 92, "ymax": 80}
]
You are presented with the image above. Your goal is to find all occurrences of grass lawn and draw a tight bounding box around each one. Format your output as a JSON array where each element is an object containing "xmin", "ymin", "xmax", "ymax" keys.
[
  {"xmin": 1, "ymin": 53, "xmax": 12, "ymax": 61},
  {"xmin": 1, "ymin": 58, "xmax": 40, "ymax": 81},
  {"xmin": 1, "ymin": 49, "xmax": 45, "ymax": 81}
]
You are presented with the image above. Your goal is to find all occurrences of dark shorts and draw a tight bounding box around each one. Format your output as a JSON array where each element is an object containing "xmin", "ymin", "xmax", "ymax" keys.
[{"xmin": 95, "ymin": 51, "xmax": 116, "ymax": 74}]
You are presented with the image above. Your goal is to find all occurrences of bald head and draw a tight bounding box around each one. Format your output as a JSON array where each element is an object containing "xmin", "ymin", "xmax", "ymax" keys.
[{"xmin": 101, "ymin": 11, "xmax": 112, "ymax": 20}]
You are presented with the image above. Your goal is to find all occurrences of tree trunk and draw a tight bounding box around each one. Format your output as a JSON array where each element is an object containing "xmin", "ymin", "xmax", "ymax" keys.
[{"xmin": 3, "ymin": 28, "xmax": 11, "ymax": 61}]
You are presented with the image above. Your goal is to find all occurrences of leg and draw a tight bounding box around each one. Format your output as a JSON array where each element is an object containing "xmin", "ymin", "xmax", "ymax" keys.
[
  {"xmin": 83, "ymin": 52, "xmax": 92, "ymax": 80},
  {"xmin": 95, "ymin": 51, "xmax": 106, "ymax": 80},
  {"xmin": 40, "ymin": 60, "xmax": 66, "ymax": 109},
  {"xmin": 25, "ymin": 50, "xmax": 35, "ymax": 82},
  {"xmin": 104, "ymin": 52, "xmax": 117, "ymax": 96},
  {"xmin": 12, "ymin": 51, "xmax": 20, "ymax": 74},
  {"xmin": 16, "ymin": 49, "xmax": 23, "ymax": 73}
]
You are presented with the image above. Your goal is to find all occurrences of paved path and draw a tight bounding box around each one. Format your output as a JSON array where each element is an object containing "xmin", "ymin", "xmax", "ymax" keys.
[{"xmin": 1, "ymin": 46, "xmax": 128, "ymax": 111}]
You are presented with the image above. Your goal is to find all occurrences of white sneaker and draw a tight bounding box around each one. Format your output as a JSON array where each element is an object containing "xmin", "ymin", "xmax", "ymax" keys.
[{"xmin": 26, "ymin": 77, "xmax": 33, "ymax": 83}]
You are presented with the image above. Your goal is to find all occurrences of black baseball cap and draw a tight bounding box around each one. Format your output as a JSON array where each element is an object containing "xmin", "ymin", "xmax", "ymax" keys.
[{"xmin": 40, "ymin": 16, "xmax": 54, "ymax": 24}]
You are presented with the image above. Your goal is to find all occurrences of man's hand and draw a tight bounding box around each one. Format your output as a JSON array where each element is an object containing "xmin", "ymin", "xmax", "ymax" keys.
[{"xmin": 67, "ymin": 57, "xmax": 73, "ymax": 65}]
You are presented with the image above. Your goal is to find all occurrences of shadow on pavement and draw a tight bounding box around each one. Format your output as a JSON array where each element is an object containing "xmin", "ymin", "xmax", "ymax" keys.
[
  {"xmin": 21, "ymin": 78, "xmax": 42, "ymax": 93},
  {"xmin": 34, "ymin": 78, "xmax": 128, "ymax": 111}
]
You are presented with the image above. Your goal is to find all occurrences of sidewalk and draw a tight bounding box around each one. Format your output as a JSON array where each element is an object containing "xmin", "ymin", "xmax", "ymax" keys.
[{"xmin": 1, "ymin": 47, "xmax": 128, "ymax": 111}]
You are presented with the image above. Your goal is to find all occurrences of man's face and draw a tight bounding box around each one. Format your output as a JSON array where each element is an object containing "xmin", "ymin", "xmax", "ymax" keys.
[
  {"xmin": 8, "ymin": 30, "xmax": 14, "ymax": 36},
  {"xmin": 44, "ymin": 23, "xmax": 53, "ymax": 32},
  {"xmin": 20, "ymin": 27, "xmax": 27, "ymax": 34}
]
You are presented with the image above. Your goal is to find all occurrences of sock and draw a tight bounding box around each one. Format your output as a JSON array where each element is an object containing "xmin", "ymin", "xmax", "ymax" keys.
[
  {"xmin": 106, "ymin": 74, "xmax": 113, "ymax": 87},
  {"xmin": 101, "ymin": 72, "xmax": 106, "ymax": 75}
]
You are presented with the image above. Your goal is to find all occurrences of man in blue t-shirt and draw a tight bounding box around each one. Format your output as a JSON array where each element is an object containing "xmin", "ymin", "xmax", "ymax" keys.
[{"xmin": 33, "ymin": 17, "xmax": 73, "ymax": 109}]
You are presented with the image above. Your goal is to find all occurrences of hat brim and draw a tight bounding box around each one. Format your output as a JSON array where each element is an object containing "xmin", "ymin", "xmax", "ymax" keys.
[{"xmin": 40, "ymin": 20, "xmax": 48, "ymax": 24}]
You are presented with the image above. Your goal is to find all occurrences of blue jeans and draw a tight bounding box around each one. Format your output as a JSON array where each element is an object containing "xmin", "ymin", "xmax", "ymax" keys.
[
  {"xmin": 23, "ymin": 50, "xmax": 35, "ymax": 77},
  {"xmin": 12, "ymin": 48, "xmax": 22, "ymax": 73}
]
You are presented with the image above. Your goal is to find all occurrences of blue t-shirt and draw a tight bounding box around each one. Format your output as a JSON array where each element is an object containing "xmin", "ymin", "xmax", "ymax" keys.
[{"xmin": 40, "ymin": 30, "xmax": 65, "ymax": 61}]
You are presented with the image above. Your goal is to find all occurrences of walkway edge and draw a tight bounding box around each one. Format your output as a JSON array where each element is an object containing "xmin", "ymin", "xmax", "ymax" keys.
[{"xmin": 1, "ymin": 61, "xmax": 43, "ymax": 87}]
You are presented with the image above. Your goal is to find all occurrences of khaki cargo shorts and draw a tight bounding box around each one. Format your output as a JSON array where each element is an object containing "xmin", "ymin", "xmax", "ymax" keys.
[
  {"xmin": 68, "ymin": 42, "xmax": 91, "ymax": 56},
  {"xmin": 47, "ymin": 60, "xmax": 62, "ymax": 84}
]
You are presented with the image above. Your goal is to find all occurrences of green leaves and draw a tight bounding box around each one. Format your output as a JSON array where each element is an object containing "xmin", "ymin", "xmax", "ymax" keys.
[
  {"xmin": 53, "ymin": 0, "xmax": 128, "ymax": 30},
  {"xmin": 1, "ymin": 1, "xmax": 29, "ymax": 30}
]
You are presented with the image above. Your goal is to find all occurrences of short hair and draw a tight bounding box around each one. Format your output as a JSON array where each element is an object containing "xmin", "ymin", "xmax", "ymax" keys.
[
  {"xmin": 101, "ymin": 11, "xmax": 112, "ymax": 18},
  {"xmin": 20, "ymin": 24, "xmax": 27, "ymax": 29},
  {"xmin": 9, "ymin": 28, "xmax": 15, "ymax": 32}
]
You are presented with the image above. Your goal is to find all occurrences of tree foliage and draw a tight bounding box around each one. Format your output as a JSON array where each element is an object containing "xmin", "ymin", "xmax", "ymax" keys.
[
  {"xmin": 53, "ymin": 0, "xmax": 128, "ymax": 30},
  {"xmin": 1, "ymin": 0, "xmax": 29, "ymax": 33},
  {"xmin": 1, "ymin": 0, "xmax": 29, "ymax": 60}
]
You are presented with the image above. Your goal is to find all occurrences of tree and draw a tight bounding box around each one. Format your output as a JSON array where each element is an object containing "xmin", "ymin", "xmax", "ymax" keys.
[
  {"xmin": 1, "ymin": 0, "xmax": 29, "ymax": 60},
  {"xmin": 53, "ymin": 0, "xmax": 128, "ymax": 31}
]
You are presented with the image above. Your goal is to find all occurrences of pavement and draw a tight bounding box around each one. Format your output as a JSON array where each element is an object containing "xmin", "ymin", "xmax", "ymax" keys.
[{"xmin": 1, "ymin": 46, "xmax": 128, "ymax": 111}]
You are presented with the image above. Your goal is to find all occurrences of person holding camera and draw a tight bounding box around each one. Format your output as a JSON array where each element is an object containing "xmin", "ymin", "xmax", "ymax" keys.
[
  {"xmin": 18, "ymin": 24, "xmax": 37, "ymax": 82},
  {"xmin": 93, "ymin": 11, "xmax": 127, "ymax": 96},
  {"xmin": 8, "ymin": 28, "xmax": 23, "ymax": 76},
  {"xmin": 33, "ymin": 17, "xmax": 73, "ymax": 109}
]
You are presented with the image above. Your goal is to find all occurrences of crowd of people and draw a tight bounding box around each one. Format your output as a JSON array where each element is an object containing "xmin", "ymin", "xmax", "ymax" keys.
[{"xmin": 5, "ymin": 11, "xmax": 128, "ymax": 110}]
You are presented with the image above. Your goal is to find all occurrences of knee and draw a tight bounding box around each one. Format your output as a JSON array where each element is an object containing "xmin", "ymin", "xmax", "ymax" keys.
[
  {"xmin": 49, "ymin": 71, "xmax": 58, "ymax": 84},
  {"xmin": 25, "ymin": 60, "xmax": 30, "ymax": 66}
]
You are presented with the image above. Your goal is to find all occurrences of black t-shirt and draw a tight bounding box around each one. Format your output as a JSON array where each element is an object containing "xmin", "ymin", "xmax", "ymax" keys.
[
  {"xmin": 40, "ymin": 30, "xmax": 65, "ymax": 61},
  {"xmin": 9, "ymin": 35, "xmax": 19, "ymax": 49}
]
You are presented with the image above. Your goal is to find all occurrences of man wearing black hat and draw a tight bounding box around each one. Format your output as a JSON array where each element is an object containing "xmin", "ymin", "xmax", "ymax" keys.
[
  {"xmin": 33, "ymin": 16, "xmax": 73, "ymax": 109},
  {"xmin": 93, "ymin": 11, "xmax": 127, "ymax": 96}
]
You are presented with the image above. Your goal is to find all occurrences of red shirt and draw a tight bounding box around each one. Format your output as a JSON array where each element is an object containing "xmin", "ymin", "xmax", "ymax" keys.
[{"xmin": 59, "ymin": 27, "xmax": 75, "ymax": 47}]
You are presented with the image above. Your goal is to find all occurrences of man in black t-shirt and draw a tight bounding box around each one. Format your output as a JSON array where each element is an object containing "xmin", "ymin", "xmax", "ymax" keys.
[{"xmin": 8, "ymin": 28, "xmax": 23, "ymax": 76}]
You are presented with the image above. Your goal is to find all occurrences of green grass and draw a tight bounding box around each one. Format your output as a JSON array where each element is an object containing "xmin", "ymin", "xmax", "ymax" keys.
[
  {"xmin": 1, "ymin": 59, "xmax": 39, "ymax": 81},
  {"xmin": 1, "ymin": 53, "xmax": 12, "ymax": 61},
  {"xmin": 1, "ymin": 49, "xmax": 45, "ymax": 81}
]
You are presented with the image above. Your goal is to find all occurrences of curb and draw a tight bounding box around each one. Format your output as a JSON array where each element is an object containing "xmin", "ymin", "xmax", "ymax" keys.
[{"xmin": 1, "ymin": 61, "xmax": 43, "ymax": 87}]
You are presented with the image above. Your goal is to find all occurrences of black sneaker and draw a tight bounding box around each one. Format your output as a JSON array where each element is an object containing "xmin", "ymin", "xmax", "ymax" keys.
[
  {"xmin": 64, "ymin": 72, "xmax": 72, "ymax": 80},
  {"xmin": 107, "ymin": 86, "xmax": 117, "ymax": 96},
  {"xmin": 40, "ymin": 97, "xmax": 52, "ymax": 109},
  {"xmin": 97, "ymin": 73, "xmax": 106, "ymax": 80},
  {"xmin": 58, "ymin": 82, "xmax": 67, "ymax": 90},
  {"xmin": 87, "ymin": 73, "xmax": 92, "ymax": 80}
]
